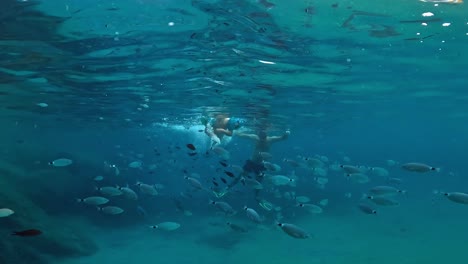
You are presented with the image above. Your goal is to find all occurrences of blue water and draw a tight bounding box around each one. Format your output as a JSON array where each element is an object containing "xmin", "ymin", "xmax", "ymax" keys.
[{"xmin": 1, "ymin": 0, "xmax": 467, "ymax": 263}]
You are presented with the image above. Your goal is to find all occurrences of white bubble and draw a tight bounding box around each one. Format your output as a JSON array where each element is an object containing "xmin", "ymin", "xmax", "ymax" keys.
[
  {"xmin": 422, "ymin": 12, "xmax": 434, "ymax": 17},
  {"xmin": 442, "ymin": 22, "xmax": 451, "ymax": 27},
  {"xmin": 168, "ymin": 22, "xmax": 175, "ymax": 26}
]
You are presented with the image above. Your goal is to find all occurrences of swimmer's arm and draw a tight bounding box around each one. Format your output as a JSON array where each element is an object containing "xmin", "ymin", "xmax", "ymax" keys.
[
  {"xmin": 215, "ymin": 128, "xmax": 233, "ymax": 136},
  {"xmin": 267, "ymin": 131, "xmax": 290, "ymax": 143},
  {"xmin": 235, "ymin": 132, "xmax": 259, "ymax": 140}
]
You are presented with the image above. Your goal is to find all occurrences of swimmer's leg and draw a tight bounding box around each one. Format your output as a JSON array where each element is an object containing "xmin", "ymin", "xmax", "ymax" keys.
[{"xmin": 204, "ymin": 124, "xmax": 221, "ymax": 147}]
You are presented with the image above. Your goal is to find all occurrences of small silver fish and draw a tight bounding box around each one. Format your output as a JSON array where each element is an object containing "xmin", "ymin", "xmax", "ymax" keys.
[
  {"xmin": 128, "ymin": 161, "xmax": 143, "ymax": 168},
  {"xmin": 358, "ymin": 203, "xmax": 377, "ymax": 215},
  {"xmin": 244, "ymin": 206, "xmax": 263, "ymax": 223},
  {"xmin": 209, "ymin": 200, "xmax": 236, "ymax": 215},
  {"xmin": 369, "ymin": 167, "xmax": 389, "ymax": 177},
  {"xmin": 212, "ymin": 146, "xmax": 230, "ymax": 159},
  {"xmin": 242, "ymin": 177, "xmax": 264, "ymax": 190},
  {"xmin": 340, "ymin": 165, "xmax": 362, "ymax": 174},
  {"xmin": 367, "ymin": 196, "xmax": 399, "ymax": 206},
  {"xmin": 77, "ymin": 196, "xmax": 109, "ymax": 206},
  {"xmin": 229, "ymin": 165, "xmax": 244, "ymax": 174},
  {"xmin": 269, "ymin": 175, "xmax": 295, "ymax": 186},
  {"xmin": 297, "ymin": 203, "xmax": 323, "ymax": 214},
  {"xmin": 118, "ymin": 186, "xmax": 138, "ymax": 200},
  {"xmin": 0, "ymin": 208, "xmax": 14, "ymax": 218},
  {"xmin": 136, "ymin": 182, "xmax": 158, "ymax": 196},
  {"xmin": 263, "ymin": 161, "xmax": 281, "ymax": 172},
  {"xmin": 295, "ymin": 196, "xmax": 311, "ymax": 203},
  {"xmin": 369, "ymin": 186, "xmax": 406, "ymax": 196},
  {"xmin": 303, "ymin": 157, "xmax": 324, "ymax": 168},
  {"xmin": 149, "ymin": 222, "xmax": 180, "ymax": 231},
  {"xmin": 443, "ymin": 192, "xmax": 468, "ymax": 205},
  {"xmin": 387, "ymin": 177, "xmax": 403, "ymax": 185},
  {"xmin": 37, "ymin": 102, "xmax": 48, "ymax": 107},
  {"xmin": 283, "ymin": 158, "xmax": 301, "ymax": 167},
  {"xmin": 277, "ymin": 223, "xmax": 310, "ymax": 239},
  {"xmin": 49, "ymin": 158, "xmax": 73, "ymax": 167},
  {"xmin": 93, "ymin": 175, "xmax": 104, "ymax": 181},
  {"xmin": 184, "ymin": 176, "xmax": 204, "ymax": 190},
  {"xmin": 98, "ymin": 206, "xmax": 124, "ymax": 215},
  {"xmin": 401, "ymin": 162, "xmax": 439, "ymax": 173},
  {"xmin": 346, "ymin": 173, "xmax": 369, "ymax": 184},
  {"xmin": 96, "ymin": 186, "xmax": 123, "ymax": 197},
  {"xmin": 259, "ymin": 152, "xmax": 273, "ymax": 160}
]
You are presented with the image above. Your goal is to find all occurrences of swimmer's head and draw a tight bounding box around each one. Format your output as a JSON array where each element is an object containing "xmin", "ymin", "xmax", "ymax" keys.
[
  {"xmin": 227, "ymin": 117, "xmax": 245, "ymax": 130},
  {"xmin": 258, "ymin": 130, "xmax": 267, "ymax": 140}
]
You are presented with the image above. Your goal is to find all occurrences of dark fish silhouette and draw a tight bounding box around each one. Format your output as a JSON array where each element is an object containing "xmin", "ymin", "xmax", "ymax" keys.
[
  {"xmin": 186, "ymin": 144, "xmax": 196, "ymax": 151},
  {"xmin": 227, "ymin": 222, "xmax": 248, "ymax": 233},
  {"xmin": 219, "ymin": 161, "xmax": 228, "ymax": 167},
  {"xmin": 224, "ymin": 171, "xmax": 234, "ymax": 178},
  {"xmin": 12, "ymin": 229, "xmax": 42, "ymax": 237}
]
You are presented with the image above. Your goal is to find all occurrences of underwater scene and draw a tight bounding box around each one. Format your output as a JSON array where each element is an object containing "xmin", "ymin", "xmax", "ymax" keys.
[{"xmin": 1, "ymin": 0, "xmax": 467, "ymax": 263}]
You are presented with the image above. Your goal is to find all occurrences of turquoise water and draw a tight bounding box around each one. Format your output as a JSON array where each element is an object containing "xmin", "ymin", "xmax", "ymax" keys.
[{"xmin": 1, "ymin": 0, "xmax": 468, "ymax": 263}]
